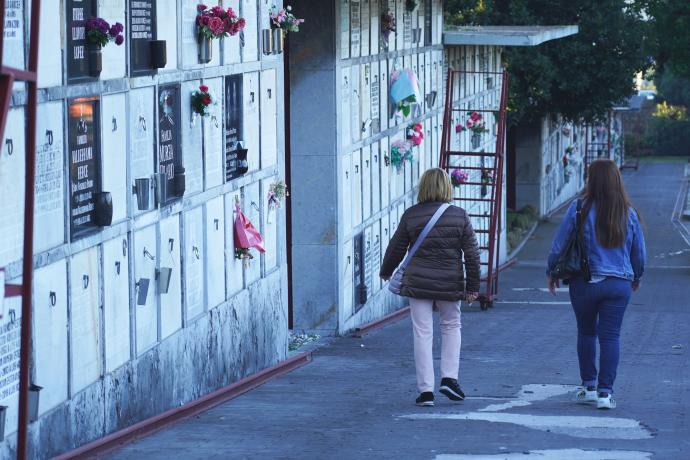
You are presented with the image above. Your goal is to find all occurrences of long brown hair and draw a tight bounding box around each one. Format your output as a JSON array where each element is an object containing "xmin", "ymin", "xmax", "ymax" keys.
[{"xmin": 582, "ymin": 159, "xmax": 635, "ymax": 248}]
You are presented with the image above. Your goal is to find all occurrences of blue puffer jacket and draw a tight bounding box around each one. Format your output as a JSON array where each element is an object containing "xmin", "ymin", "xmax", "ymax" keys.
[{"xmin": 547, "ymin": 200, "xmax": 646, "ymax": 282}]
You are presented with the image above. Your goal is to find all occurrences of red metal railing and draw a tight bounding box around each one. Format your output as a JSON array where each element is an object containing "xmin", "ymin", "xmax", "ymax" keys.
[
  {"xmin": 439, "ymin": 69, "xmax": 509, "ymax": 310},
  {"xmin": 0, "ymin": 1, "xmax": 41, "ymax": 458}
]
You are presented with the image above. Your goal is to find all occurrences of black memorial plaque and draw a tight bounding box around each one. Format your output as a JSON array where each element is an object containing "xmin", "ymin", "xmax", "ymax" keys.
[
  {"xmin": 354, "ymin": 232, "xmax": 367, "ymax": 309},
  {"xmin": 424, "ymin": 0, "xmax": 432, "ymax": 45},
  {"xmin": 224, "ymin": 74, "xmax": 244, "ymax": 181},
  {"xmin": 68, "ymin": 97, "xmax": 101, "ymax": 239},
  {"xmin": 158, "ymin": 84, "xmax": 182, "ymax": 203},
  {"xmin": 363, "ymin": 233, "xmax": 373, "ymax": 307},
  {"xmin": 66, "ymin": 0, "xmax": 98, "ymax": 83},
  {"xmin": 129, "ymin": 0, "xmax": 157, "ymax": 76}
]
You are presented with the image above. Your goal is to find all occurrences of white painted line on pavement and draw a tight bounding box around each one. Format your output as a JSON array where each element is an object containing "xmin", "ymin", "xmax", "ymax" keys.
[
  {"xmin": 513, "ymin": 287, "xmax": 568, "ymax": 293},
  {"xmin": 496, "ymin": 300, "xmax": 571, "ymax": 305},
  {"xmin": 402, "ymin": 412, "xmax": 652, "ymax": 440},
  {"xmin": 397, "ymin": 384, "xmax": 653, "ymax": 440},
  {"xmin": 434, "ymin": 448, "xmax": 652, "ymax": 460},
  {"xmin": 478, "ymin": 384, "xmax": 575, "ymax": 412},
  {"xmin": 671, "ymin": 179, "xmax": 690, "ymax": 247}
]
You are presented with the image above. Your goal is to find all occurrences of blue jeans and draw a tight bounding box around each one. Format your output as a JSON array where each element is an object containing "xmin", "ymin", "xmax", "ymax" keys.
[{"xmin": 568, "ymin": 277, "xmax": 632, "ymax": 394}]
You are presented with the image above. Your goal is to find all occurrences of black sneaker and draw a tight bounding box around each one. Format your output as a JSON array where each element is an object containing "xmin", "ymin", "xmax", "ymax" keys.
[
  {"xmin": 439, "ymin": 378, "xmax": 465, "ymax": 401},
  {"xmin": 415, "ymin": 392, "xmax": 434, "ymax": 407}
]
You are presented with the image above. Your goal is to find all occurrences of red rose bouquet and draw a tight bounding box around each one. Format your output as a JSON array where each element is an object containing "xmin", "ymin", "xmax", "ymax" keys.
[
  {"xmin": 196, "ymin": 4, "xmax": 246, "ymax": 40},
  {"xmin": 191, "ymin": 84, "xmax": 216, "ymax": 116}
]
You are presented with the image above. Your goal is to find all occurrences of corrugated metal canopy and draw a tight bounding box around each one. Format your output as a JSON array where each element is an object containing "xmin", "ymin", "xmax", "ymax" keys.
[{"xmin": 443, "ymin": 25, "xmax": 578, "ymax": 47}]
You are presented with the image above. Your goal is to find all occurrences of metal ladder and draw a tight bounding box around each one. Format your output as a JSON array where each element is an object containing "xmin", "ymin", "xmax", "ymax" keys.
[
  {"xmin": 439, "ymin": 68, "xmax": 508, "ymax": 310},
  {"xmin": 0, "ymin": 1, "xmax": 42, "ymax": 457}
]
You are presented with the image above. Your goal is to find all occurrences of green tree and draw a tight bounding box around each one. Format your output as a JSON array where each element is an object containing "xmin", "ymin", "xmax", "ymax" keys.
[
  {"xmin": 646, "ymin": 0, "xmax": 690, "ymax": 80},
  {"xmin": 655, "ymin": 71, "xmax": 690, "ymax": 108},
  {"xmin": 444, "ymin": 1, "xmax": 652, "ymax": 125}
]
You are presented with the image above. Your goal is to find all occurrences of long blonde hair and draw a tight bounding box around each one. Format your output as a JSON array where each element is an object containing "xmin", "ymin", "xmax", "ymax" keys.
[{"xmin": 418, "ymin": 168, "xmax": 453, "ymax": 203}]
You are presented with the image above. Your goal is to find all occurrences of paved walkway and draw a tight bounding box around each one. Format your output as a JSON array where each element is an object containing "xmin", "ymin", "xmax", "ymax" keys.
[{"xmin": 108, "ymin": 161, "xmax": 690, "ymax": 460}]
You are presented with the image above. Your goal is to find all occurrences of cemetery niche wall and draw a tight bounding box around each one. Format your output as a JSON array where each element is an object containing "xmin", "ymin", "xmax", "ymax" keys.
[
  {"xmin": 289, "ymin": 0, "xmax": 447, "ymax": 335},
  {"xmin": 0, "ymin": 1, "xmax": 288, "ymax": 457}
]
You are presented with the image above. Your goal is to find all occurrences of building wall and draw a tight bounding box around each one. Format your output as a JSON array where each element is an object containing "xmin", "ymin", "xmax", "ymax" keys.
[
  {"xmin": 515, "ymin": 117, "xmax": 586, "ymax": 217},
  {"xmin": 0, "ymin": 1, "xmax": 288, "ymax": 457},
  {"xmin": 289, "ymin": 0, "xmax": 447, "ymax": 335}
]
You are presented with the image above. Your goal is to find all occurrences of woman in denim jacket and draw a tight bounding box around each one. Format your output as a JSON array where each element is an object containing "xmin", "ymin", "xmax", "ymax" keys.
[{"xmin": 547, "ymin": 159, "xmax": 646, "ymax": 410}]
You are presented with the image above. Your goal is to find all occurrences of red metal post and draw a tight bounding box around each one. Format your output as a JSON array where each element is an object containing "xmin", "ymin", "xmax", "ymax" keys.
[
  {"xmin": 17, "ymin": 1, "xmax": 41, "ymax": 458},
  {"xmin": 439, "ymin": 69, "xmax": 454, "ymax": 169}
]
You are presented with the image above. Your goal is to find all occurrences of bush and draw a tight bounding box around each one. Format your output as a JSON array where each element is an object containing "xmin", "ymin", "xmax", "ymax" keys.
[{"xmin": 646, "ymin": 102, "xmax": 690, "ymax": 156}]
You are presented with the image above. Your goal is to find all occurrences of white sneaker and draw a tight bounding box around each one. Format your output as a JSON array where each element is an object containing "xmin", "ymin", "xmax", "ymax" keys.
[
  {"xmin": 597, "ymin": 392, "xmax": 617, "ymax": 410},
  {"xmin": 575, "ymin": 387, "xmax": 597, "ymax": 404}
]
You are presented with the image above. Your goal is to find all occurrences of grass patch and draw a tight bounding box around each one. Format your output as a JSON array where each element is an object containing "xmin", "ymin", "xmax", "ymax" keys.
[
  {"xmin": 636, "ymin": 155, "xmax": 690, "ymax": 163},
  {"xmin": 288, "ymin": 332, "xmax": 320, "ymax": 351},
  {"xmin": 507, "ymin": 205, "xmax": 538, "ymax": 252}
]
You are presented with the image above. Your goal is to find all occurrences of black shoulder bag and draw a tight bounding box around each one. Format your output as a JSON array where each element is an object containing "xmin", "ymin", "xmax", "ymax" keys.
[{"xmin": 549, "ymin": 199, "xmax": 592, "ymax": 282}]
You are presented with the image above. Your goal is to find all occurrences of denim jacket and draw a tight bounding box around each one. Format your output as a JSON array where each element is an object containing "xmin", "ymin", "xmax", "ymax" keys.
[{"xmin": 547, "ymin": 200, "xmax": 646, "ymax": 282}]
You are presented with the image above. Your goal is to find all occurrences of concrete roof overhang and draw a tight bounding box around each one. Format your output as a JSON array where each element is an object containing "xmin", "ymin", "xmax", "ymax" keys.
[{"xmin": 443, "ymin": 25, "xmax": 579, "ymax": 47}]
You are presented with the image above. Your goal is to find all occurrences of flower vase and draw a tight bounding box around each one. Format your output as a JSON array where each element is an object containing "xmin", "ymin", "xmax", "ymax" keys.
[
  {"xmin": 262, "ymin": 29, "xmax": 273, "ymax": 55},
  {"xmin": 198, "ymin": 36, "xmax": 212, "ymax": 64},
  {"xmin": 88, "ymin": 44, "xmax": 103, "ymax": 77},
  {"xmin": 271, "ymin": 28, "xmax": 284, "ymax": 55},
  {"xmin": 471, "ymin": 133, "xmax": 481, "ymax": 149}
]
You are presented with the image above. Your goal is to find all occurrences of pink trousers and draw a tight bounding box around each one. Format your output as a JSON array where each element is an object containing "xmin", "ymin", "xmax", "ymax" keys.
[{"xmin": 409, "ymin": 298, "xmax": 462, "ymax": 393}]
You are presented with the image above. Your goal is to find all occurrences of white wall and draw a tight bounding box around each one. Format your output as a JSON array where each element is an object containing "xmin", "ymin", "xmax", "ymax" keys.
[{"xmin": 0, "ymin": 1, "xmax": 288, "ymax": 453}]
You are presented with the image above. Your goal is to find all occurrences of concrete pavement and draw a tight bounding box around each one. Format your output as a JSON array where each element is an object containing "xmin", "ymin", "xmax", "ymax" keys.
[{"xmin": 107, "ymin": 161, "xmax": 690, "ymax": 460}]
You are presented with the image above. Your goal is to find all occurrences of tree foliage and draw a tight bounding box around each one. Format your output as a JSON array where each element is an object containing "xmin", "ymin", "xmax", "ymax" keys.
[
  {"xmin": 655, "ymin": 71, "xmax": 690, "ymax": 108},
  {"xmin": 444, "ymin": 1, "xmax": 652, "ymax": 125},
  {"xmin": 645, "ymin": 0, "xmax": 690, "ymax": 80}
]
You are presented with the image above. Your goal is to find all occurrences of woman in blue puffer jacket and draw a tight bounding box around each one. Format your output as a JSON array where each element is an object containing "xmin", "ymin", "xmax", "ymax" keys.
[{"xmin": 547, "ymin": 159, "xmax": 646, "ymax": 410}]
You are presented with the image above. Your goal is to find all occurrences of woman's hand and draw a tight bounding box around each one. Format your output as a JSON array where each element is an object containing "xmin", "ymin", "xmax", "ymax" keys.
[
  {"xmin": 466, "ymin": 292, "xmax": 479, "ymax": 303},
  {"xmin": 547, "ymin": 277, "xmax": 560, "ymax": 296},
  {"xmin": 632, "ymin": 280, "xmax": 640, "ymax": 292}
]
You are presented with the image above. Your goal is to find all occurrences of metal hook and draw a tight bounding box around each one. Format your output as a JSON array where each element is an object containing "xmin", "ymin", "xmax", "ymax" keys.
[
  {"xmin": 250, "ymin": 92, "xmax": 255, "ymax": 103},
  {"xmin": 250, "ymin": 201, "xmax": 260, "ymax": 212},
  {"xmin": 143, "ymin": 248, "xmax": 155, "ymax": 260},
  {"xmin": 49, "ymin": 291, "xmax": 57, "ymax": 307},
  {"xmin": 192, "ymin": 246, "xmax": 200, "ymax": 260},
  {"xmin": 267, "ymin": 88, "xmax": 272, "ymax": 99},
  {"xmin": 112, "ymin": 116, "xmax": 117, "ymax": 132},
  {"xmin": 45, "ymin": 130, "xmax": 53, "ymax": 146},
  {"xmin": 5, "ymin": 138, "xmax": 13, "ymax": 156},
  {"xmin": 115, "ymin": 261, "xmax": 121, "ymax": 275},
  {"xmin": 168, "ymin": 238, "xmax": 174, "ymax": 253},
  {"xmin": 82, "ymin": 274, "xmax": 89, "ymax": 289},
  {"xmin": 139, "ymin": 115, "xmax": 147, "ymax": 131},
  {"xmin": 354, "ymin": 165, "xmax": 359, "ymax": 174},
  {"xmin": 214, "ymin": 219, "xmax": 219, "ymax": 230},
  {"xmin": 9, "ymin": 309, "xmax": 16, "ymax": 324},
  {"xmin": 122, "ymin": 239, "xmax": 128, "ymax": 257},
  {"xmin": 212, "ymin": 115, "xmax": 219, "ymax": 128}
]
